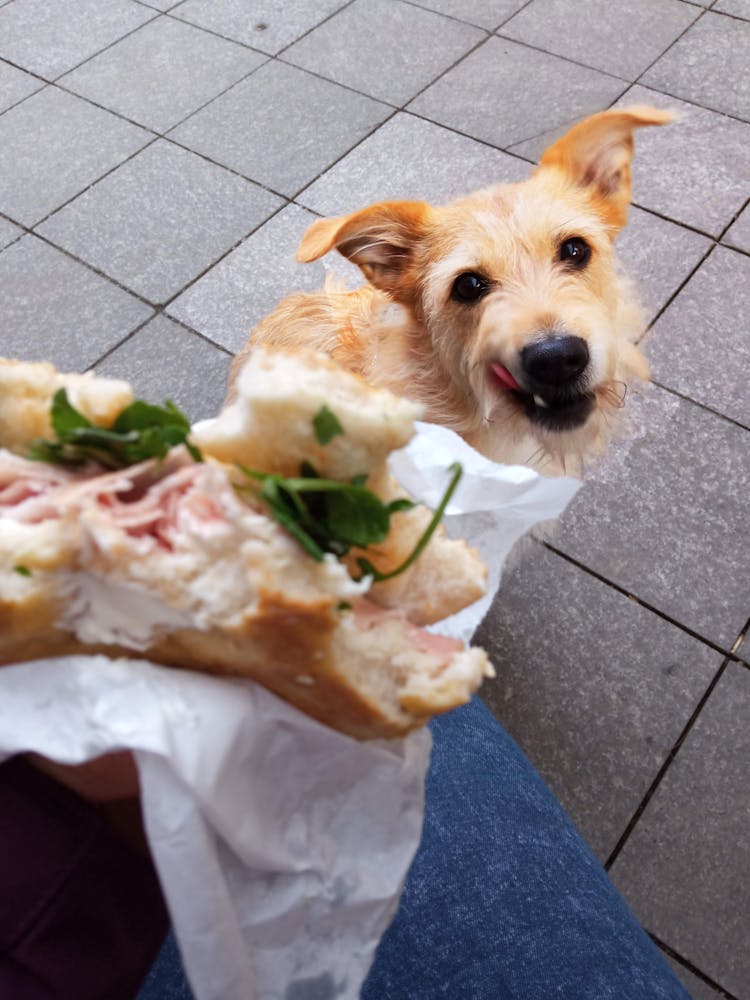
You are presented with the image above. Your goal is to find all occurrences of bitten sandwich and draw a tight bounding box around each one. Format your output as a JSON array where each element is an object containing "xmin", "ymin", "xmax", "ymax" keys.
[{"xmin": 0, "ymin": 350, "xmax": 493, "ymax": 739}]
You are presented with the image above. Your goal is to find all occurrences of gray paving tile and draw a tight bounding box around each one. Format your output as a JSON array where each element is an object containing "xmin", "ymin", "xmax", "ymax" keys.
[
  {"xmin": 94, "ymin": 315, "xmax": 232, "ymax": 422},
  {"xmin": 0, "ymin": 235, "xmax": 152, "ymax": 369},
  {"xmin": 61, "ymin": 16, "xmax": 263, "ymax": 134},
  {"xmin": 643, "ymin": 12, "xmax": 750, "ymax": 122},
  {"xmin": 644, "ymin": 247, "xmax": 750, "ymax": 427},
  {"xmin": 407, "ymin": 0, "xmax": 527, "ymax": 29},
  {"xmin": 722, "ymin": 202, "xmax": 750, "ymax": 254},
  {"xmin": 37, "ymin": 140, "xmax": 282, "ymax": 305},
  {"xmin": 615, "ymin": 207, "xmax": 712, "ymax": 325},
  {"xmin": 0, "ymin": 87, "xmax": 151, "ymax": 227},
  {"xmin": 167, "ymin": 203, "xmax": 361, "ymax": 354},
  {"xmin": 283, "ymin": 0, "xmax": 485, "ymax": 106},
  {"xmin": 664, "ymin": 958, "xmax": 726, "ymax": 1000},
  {"xmin": 0, "ymin": 216, "xmax": 22, "ymax": 249},
  {"xmin": 554, "ymin": 385, "xmax": 750, "ymax": 650},
  {"xmin": 136, "ymin": 0, "xmax": 183, "ymax": 8},
  {"xmin": 298, "ymin": 111, "xmax": 529, "ymax": 217},
  {"xmin": 409, "ymin": 36, "xmax": 625, "ymax": 150},
  {"xmin": 0, "ymin": 58, "xmax": 44, "ymax": 112},
  {"xmin": 476, "ymin": 543, "xmax": 721, "ymax": 861},
  {"xmin": 0, "ymin": 0, "xmax": 154, "ymax": 79},
  {"xmin": 737, "ymin": 632, "xmax": 750, "ymax": 665},
  {"xmin": 713, "ymin": 0, "xmax": 750, "ymax": 18},
  {"xmin": 614, "ymin": 86, "xmax": 750, "ymax": 237},
  {"xmin": 610, "ymin": 662, "xmax": 750, "ymax": 997},
  {"xmin": 170, "ymin": 60, "xmax": 389, "ymax": 197},
  {"xmin": 173, "ymin": 0, "xmax": 348, "ymax": 56},
  {"xmin": 501, "ymin": 0, "xmax": 698, "ymax": 81}
]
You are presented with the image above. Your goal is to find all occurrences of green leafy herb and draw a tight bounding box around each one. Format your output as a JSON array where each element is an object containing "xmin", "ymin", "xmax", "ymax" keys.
[
  {"xmin": 27, "ymin": 389, "xmax": 202, "ymax": 469},
  {"xmin": 13, "ymin": 565, "xmax": 32, "ymax": 577},
  {"xmin": 355, "ymin": 463, "xmax": 462, "ymax": 582},
  {"xmin": 237, "ymin": 461, "xmax": 462, "ymax": 584},
  {"xmin": 312, "ymin": 405, "xmax": 344, "ymax": 445}
]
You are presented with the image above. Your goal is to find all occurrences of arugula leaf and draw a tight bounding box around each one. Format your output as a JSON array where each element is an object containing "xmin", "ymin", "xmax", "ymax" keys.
[
  {"xmin": 312, "ymin": 405, "xmax": 344, "ymax": 445},
  {"xmin": 27, "ymin": 389, "xmax": 202, "ymax": 469},
  {"xmin": 236, "ymin": 461, "xmax": 462, "ymax": 584},
  {"xmin": 51, "ymin": 388, "xmax": 92, "ymax": 435},
  {"xmin": 13, "ymin": 565, "xmax": 32, "ymax": 577},
  {"xmin": 356, "ymin": 463, "xmax": 462, "ymax": 583}
]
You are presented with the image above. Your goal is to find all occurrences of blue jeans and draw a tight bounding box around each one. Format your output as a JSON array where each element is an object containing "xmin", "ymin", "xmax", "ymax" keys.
[{"xmin": 140, "ymin": 698, "xmax": 689, "ymax": 1000}]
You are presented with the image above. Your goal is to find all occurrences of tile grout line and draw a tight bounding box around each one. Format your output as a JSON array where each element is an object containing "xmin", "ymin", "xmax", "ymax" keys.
[
  {"xmin": 393, "ymin": 0, "xmax": 536, "ymax": 34},
  {"xmin": 87, "ymin": 307, "xmax": 233, "ymax": 375},
  {"xmin": 157, "ymin": 200, "xmax": 292, "ymax": 312},
  {"xmin": 541, "ymin": 541, "xmax": 744, "ymax": 663},
  {"xmin": 493, "ymin": 30, "xmax": 630, "ymax": 85},
  {"xmin": 47, "ymin": 8, "xmax": 163, "ymax": 85},
  {"xmin": 651, "ymin": 379, "xmax": 750, "ymax": 433},
  {"xmin": 29, "ymin": 227, "xmax": 161, "ymax": 308},
  {"xmin": 637, "ymin": 190, "xmax": 750, "ymax": 341},
  {"xmin": 165, "ymin": 0, "xmax": 360, "ymax": 62},
  {"xmin": 604, "ymin": 657, "xmax": 730, "ymax": 872},
  {"xmin": 651, "ymin": 934, "xmax": 740, "ymax": 1000},
  {"xmin": 629, "ymin": 2, "xmax": 708, "ymax": 89},
  {"xmin": 2, "ymin": 17, "xmax": 747, "ymax": 214},
  {"xmin": 290, "ymin": 31, "xmax": 499, "ymax": 204},
  {"xmin": 162, "ymin": 27, "xmax": 502, "ymax": 305},
  {"xmin": 275, "ymin": 16, "xmax": 494, "ymax": 111}
]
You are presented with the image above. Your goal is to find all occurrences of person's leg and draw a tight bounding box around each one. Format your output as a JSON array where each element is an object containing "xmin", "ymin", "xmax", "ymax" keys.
[
  {"xmin": 139, "ymin": 698, "xmax": 689, "ymax": 1000},
  {"xmin": 362, "ymin": 697, "xmax": 689, "ymax": 1000}
]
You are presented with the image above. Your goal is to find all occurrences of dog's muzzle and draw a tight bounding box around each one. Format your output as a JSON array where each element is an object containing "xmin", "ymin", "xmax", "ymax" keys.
[{"xmin": 492, "ymin": 334, "xmax": 595, "ymax": 432}]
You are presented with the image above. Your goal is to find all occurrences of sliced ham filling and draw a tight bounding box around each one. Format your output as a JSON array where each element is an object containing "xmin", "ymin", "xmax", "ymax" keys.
[
  {"xmin": 353, "ymin": 597, "xmax": 463, "ymax": 657},
  {"xmin": 1, "ymin": 449, "xmax": 466, "ymax": 671},
  {"xmin": 0, "ymin": 450, "xmax": 232, "ymax": 550},
  {"xmin": 0, "ymin": 450, "xmax": 83, "ymax": 523}
]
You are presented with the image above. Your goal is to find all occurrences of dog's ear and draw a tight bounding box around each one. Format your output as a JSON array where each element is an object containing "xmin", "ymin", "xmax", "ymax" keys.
[
  {"xmin": 537, "ymin": 105, "xmax": 674, "ymax": 230},
  {"xmin": 297, "ymin": 201, "xmax": 431, "ymax": 297}
]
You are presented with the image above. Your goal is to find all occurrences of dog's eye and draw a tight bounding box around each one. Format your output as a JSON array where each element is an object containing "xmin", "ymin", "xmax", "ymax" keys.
[
  {"xmin": 559, "ymin": 237, "xmax": 591, "ymax": 268},
  {"xmin": 451, "ymin": 272, "xmax": 490, "ymax": 303}
]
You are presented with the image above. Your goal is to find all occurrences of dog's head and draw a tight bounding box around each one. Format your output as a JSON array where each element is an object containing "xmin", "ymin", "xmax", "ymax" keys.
[{"xmin": 297, "ymin": 106, "xmax": 673, "ymax": 468}]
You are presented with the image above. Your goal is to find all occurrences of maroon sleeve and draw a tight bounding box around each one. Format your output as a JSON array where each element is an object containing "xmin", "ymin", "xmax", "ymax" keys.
[{"xmin": 0, "ymin": 756, "xmax": 169, "ymax": 1000}]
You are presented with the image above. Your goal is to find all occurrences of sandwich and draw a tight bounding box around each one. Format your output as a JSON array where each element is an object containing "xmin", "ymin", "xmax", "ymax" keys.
[{"xmin": 0, "ymin": 350, "xmax": 493, "ymax": 739}]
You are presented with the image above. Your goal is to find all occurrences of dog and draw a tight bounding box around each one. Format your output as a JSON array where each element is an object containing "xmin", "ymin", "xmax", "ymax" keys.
[{"xmin": 230, "ymin": 106, "xmax": 673, "ymax": 474}]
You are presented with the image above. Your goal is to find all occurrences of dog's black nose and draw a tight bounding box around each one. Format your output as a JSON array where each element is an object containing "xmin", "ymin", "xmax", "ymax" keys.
[{"xmin": 521, "ymin": 335, "xmax": 589, "ymax": 387}]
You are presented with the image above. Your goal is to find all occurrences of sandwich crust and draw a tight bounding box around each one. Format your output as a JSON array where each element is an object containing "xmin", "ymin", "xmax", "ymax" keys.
[
  {"xmin": 1, "ymin": 353, "xmax": 493, "ymax": 739},
  {"xmin": 0, "ymin": 357, "xmax": 133, "ymax": 452}
]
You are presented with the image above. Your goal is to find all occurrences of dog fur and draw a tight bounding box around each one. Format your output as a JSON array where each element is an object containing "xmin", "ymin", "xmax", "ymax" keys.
[{"xmin": 230, "ymin": 106, "xmax": 673, "ymax": 475}]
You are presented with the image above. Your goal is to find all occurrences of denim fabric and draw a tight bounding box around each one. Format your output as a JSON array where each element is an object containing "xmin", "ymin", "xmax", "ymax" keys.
[{"xmin": 139, "ymin": 698, "xmax": 690, "ymax": 1000}]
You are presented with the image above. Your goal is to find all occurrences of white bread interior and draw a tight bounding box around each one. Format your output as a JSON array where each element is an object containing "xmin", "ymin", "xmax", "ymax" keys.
[
  {"xmin": 1, "ymin": 350, "xmax": 494, "ymax": 738},
  {"xmin": 0, "ymin": 449, "xmax": 493, "ymax": 739},
  {"xmin": 0, "ymin": 357, "xmax": 133, "ymax": 452},
  {"xmin": 192, "ymin": 347, "xmax": 424, "ymax": 480}
]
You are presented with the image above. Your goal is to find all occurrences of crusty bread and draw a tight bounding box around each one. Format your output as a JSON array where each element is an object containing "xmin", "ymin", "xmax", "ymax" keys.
[
  {"xmin": 193, "ymin": 347, "xmax": 423, "ymax": 481},
  {"xmin": 1, "ymin": 351, "xmax": 494, "ymax": 737},
  {"xmin": 0, "ymin": 449, "xmax": 492, "ymax": 739},
  {"xmin": 196, "ymin": 346, "xmax": 487, "ymax": 625},
  {"xmin": 344, "ymin": 466, "xmax": 487, "ymax": 625},
  {"xmin": 0, "ymin": 357, "xmax": 133, "ymax": 452}
]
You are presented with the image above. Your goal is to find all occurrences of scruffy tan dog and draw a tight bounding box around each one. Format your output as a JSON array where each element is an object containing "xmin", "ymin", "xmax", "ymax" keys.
[{"xmin": 232, "ymin": 106, "xmax": 672, "ymax": 474}]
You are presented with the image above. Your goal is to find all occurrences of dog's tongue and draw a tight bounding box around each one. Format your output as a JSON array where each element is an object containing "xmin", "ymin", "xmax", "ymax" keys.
[{"xmin": 491, "ymin": 363, "xmax": 522, "ymax": 393}]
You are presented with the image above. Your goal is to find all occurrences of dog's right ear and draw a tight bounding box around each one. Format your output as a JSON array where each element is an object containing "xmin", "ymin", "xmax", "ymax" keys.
[{"xmin": 297, "ymin": 201, "xmax": 431, "ymax": 298}]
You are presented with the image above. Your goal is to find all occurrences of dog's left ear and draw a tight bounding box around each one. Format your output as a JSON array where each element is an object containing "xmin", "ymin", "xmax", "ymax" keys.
[
  {"xmin": 537, "ymin": 105, "xmax": 674, "ymax": 231},
  {"xmin": 296, "ymin": 201, "xmax": 432, "ymax": 299}
]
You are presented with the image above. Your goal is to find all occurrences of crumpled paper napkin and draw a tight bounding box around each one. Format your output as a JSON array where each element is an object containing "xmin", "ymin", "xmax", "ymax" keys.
[{"xmin": 0, "ymin": 422, "xmax": 579, "ymax": 1000}]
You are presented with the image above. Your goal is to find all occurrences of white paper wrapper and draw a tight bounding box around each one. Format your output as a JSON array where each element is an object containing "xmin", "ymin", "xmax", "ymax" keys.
[{"xmin": 0, "ymin": 422, "xmax": 580, "ymax": 1000}]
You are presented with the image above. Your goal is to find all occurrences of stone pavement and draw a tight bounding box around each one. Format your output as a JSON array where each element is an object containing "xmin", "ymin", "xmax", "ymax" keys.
[{"xmin": 0, "ymin": 1, "xmax": 748, "ymax": 996}]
